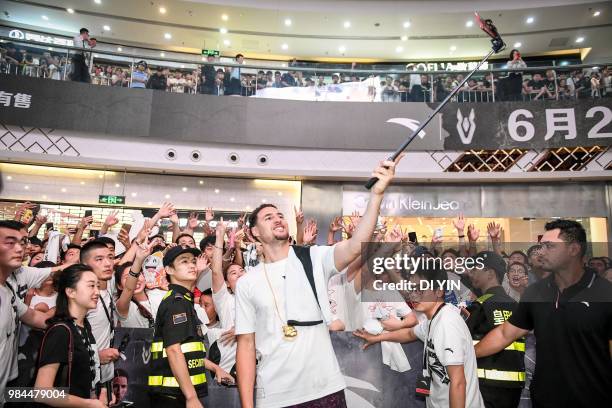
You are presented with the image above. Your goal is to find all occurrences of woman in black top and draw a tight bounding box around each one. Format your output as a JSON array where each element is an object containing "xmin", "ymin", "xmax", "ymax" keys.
[{"xmin": 34, "ymin": 264, "xmax": 111, "ymax": 407}]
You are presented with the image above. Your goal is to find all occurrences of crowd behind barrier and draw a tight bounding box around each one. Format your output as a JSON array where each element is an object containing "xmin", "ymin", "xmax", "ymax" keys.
[{"xmin": 2, "ymin": 35, "xmax": 611, "ymax": 103}]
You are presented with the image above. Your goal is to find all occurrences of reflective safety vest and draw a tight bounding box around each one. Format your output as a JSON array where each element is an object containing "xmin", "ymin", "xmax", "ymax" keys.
[
  {"xmin": 470, "ymin": 289, "xmax": 526, "ymax": 389},
  {"xmin": 148, "ymin": 288, "xmax": 208, "ymax": 397}
]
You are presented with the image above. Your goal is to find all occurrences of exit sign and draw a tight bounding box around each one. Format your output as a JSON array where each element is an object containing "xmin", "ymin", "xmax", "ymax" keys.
[
  {"xmin": 202, "ymin": 49, "xmax": 220, "ymax": 57},
  {"xmin": 99, "ymin": 195, "xmax": 126, "ymax": 205}
]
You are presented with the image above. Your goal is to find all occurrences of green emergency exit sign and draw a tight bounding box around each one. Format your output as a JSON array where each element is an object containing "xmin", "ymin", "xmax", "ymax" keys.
[{"xmin": 99, "ymin": 195, "xmax": 126, "ymax": 205}]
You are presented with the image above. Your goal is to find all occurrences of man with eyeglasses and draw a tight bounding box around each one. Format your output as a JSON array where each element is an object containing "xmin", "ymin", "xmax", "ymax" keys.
[
  {"xmin": 0, "ymin": 220, "xmax": 57, "ymax": 403},
  {"xmin": 475, "ymin": 219, "xmax": 612, "ymax": 408}
]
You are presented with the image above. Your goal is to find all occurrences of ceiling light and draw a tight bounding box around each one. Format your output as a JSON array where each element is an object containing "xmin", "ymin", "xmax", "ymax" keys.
[
  {"xmin": 284, "ymin": 18, "xmax": 292, "ymax": 26},
  {"xmin": 159, "ymin": 7, "xmax": 166, "ymax": 14},
  {"xmin": 67, "ymin": 8, "xmax": 74, "ymax": 14},
  {"xmin": 80, "ymin": 181, "xmax": 85, "ymax": 185},
  {"xmin": 114, "ymin": 183, "xmax": 120, "ymax": 187},
  {"xmin": 513, "ymin": 42, "xmax": 522, "ymax": 48},
  {"xmin": 182, "ymin": 187, "xmax": 188, "ymax": 192},
  {"xmin": 526, "ymin": 17, "xmax": 534, "ymax": 24},
  {"xmin": 42, "ymin": 15, "xmax": 49, "ymax": 20},
  {"xmin": 48, "ymin": 47, "xmax": 53, "ymax": 51},
  {"xmin": 220, "ymin": 27, "xmax": 228, "ymax": 34},
  {"xmin": 221, "ymin": 14, "xmax": 228, "ymax": 21},
  {"xmin": 395, "ymin": 46, "xmax": 403, "ymax": 53},
  {"xmin": 164, "ymin": 33, "xmax": 172, "ymax": 39},
  {"xmin": 201, "ymin": 56, "xmax": 206, "ymax": 61},
  {"xmin": 147, "ymin": 201, "xmax": 153, "ymax": 205},
  {"xmin": 403, "ymin": 21, "xmax": 410, "ymax": 28},
  {"xmin": 343, "ymin": 21, "xmax": 351, "ymax": 28},
  {"xmin": 214, "ymin": 189, "xmax": 220, "ymax": 194},
  {"xmin": 61, "ymin": 188, "xmax": 67, "ymax": 193},
  {"xmin": 593, "ymin": 11, "xmax": 600, "ymax": 17},
  {"xmin": 223, "ymin": 39, "xmax": 230, "ymax": 46},
  {"xmin": 230, "ymin": 197, "xmax": 235, "ymax": 202},
  {"xmin": 281, "ymin": 43, "xmax": 288, "ymax": 50},
  {"xmin": 400, "ymin": 35, "xmax": 408, "ymax": 41},
  {"xmin": 450, "ymin": 45, "xmax": 457, "ymax": 51},
  {"xmin": 42, "ymin": 195, "xmax": 47, "ymax": 199},
  {"xmin": 6, "ymin": 176, "xmax": 12, "ymax": 180},
  {"xmin": 199, "ymin": 180, "xmax": 204, "ymax": 185},
  {"xmin": 94, "ymin": 0, "xmax": 101, "ymax": 4},
  {"xmin": 164, "ymin": 194, "xmax": 171, "ymax": 199},
  {"xmin": 277, "ymin": 192, "xmax": 283, "ymax": 196},
  {"xmin": 160, "ymin": 52, "xmax": 165, "ymax": 57},
  {"xmin": 465, "ymin": 20, "xmax": 473, "ymax": 27},
  {"xmin": 103, "ymin": 25, "xmax": 110, "ymax": 31},
  {"xmin": 180, "ymin": 64, "xmax": 185, "ymax": 68},
  {"xmin": 117, "ymin": 47, "xmax": 122, "ymax": 51},
  {"xmin": 24, "ymin": 185, "xmax": 29, "ymax": 190},
  {"xmin": 246, "ymin": 205, "xmax": 251, "ymax": 210},
  {"xmin": 261, "ymin": 198, "xmax": 267, "ymax": 203},
  {"xmin": 131, "ymin": 192, "xmax": 137, "ymax": 197},
  {"xmin": 575, "ymin": 37, "xmax": 584, "ymax": 43},
  {"xmin": 339, "ymin": 45, "xmax": 346, "ymax": 53}
]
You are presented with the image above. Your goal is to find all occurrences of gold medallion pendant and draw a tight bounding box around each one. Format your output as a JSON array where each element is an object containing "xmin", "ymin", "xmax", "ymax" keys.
[{"xmin": 282, "ymin": 324, "xmax": 298, "ymax": 340}]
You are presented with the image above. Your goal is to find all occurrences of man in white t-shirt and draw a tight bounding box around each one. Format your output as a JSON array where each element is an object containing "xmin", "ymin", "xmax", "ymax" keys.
[
  {"xmin": 355, "ymin": 265, "xmax": 485, "ymax": 408},
  {"xmin": 81, "ymin": 240, "xmax": 120, "ymax": 392},
  {"xmin": 235, "ymin": 156, "xmax": 404, "ymax": 408}
]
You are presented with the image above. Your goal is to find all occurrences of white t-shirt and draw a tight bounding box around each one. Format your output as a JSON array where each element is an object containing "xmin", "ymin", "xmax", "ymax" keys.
[
  {"xmin": 117, "ymin": 299, "xmax": 153, "ymax": 328},
  {"xmin": 360, "ymin": 288, "xmax": 411, "ymax": 330},
  {"xmin": 147, "ymin": 288, "xmax": 168, "ymax": 320},
  {"xmin": 235, "ymin": 246, "xmax": 345, "ymax": 408},
  {"xmin": 87, "ymin": 277, "xmax": 117, "ymax": 382},
  {"xmin": 0, "ymin": 283, "xmax": 29, "ymax": 400},
  {"xmin": 9, "ymin": 266, "xmax": 53, "ymax": 301},
  {"xmin": 212, "ymin": 285, "xmax": 237, "ymax": 372},
  {"xmin": 413, "ymin": 304, "xmax": 484, "ymax": 408},
  {"xmin": 327, "ymin": 270, "xmax": 362, "ymax": 331}
]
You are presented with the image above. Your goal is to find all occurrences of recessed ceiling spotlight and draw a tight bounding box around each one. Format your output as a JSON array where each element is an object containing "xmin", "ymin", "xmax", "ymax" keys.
[
  {"xmin": 214, "ymin": 189, "xmax": 220, "ymax": 193},
  {"xmin": 160, "ymin": 52, "xmax": 165, "ymax": 57},
  {"xmin": 159, "ymin": 6, "xmax": 166, "ymax": 14},
  {"xmin": 400, "ymin": 35, "xmax": 408, "ymax": 41},
  {"xmin": 164, "ymin": 33, "xmax": 172, "ymax": 39},
  {"xmin": 343, "ymin": 21, "xmax": 351, "ymax": 28},
  {"xmin": 115, "ymin": 183, "xmax": 120, "ymax": 187},
  {"xmin": 164, "ymin": 194, "xmax": 171, "ymax": 199},
  {"xmin": 465, "ymin": 20, "xmax": 473, "ymax": 27},
  {"xmin": 395, "ymin": 46, "xmax": 403, "ymax": 53},
  {"xmin": 230, "ymin": 197, "xmax": 235, "ymax": 202},
  {"xmin": 182, "ymin": 187, "xmax": 188, "ymax": 192},
  {"xmin": 131, "ymin": 192, "xmax": 137, "ymax": 197},
  {"xmin": 6, "ymin": 176, "xmax": 12, "ymax": 180},
  {"xmin": 94, "ymin": 0, "xmax": 101, "ymax": 4},
  {"xmin": 403, "ymin": 21, "xmax": 410, "ymax": 28},
  {"xmin": 41, "ymin": 15, "xmax": 49, "ymax": 20},
  {"xmin": 450, "ymin": 45, "xmax": 457, "ymax": 51},
  {"xmin": 24, "ymin": 185, "xmax": 29, "ymax": 190},
  {"xmin": 67, "ymin": 8, "xmax": 74, "ymax": 14},
  {"xmin": 103, "ymin": 25, "xmax": 110, "ymax": 31},
  {"xmin": 593, "ymin": 11, "xmax": 601, "ymax": 17},
  {"xmin": 575, "ymin": 37, "xmax": 585, "ymax": 43},
  {"xmin": 513, "ymin": 42, "xmax": 522, "ymax": 48},
  {"xmin": 284, "ymin": 18, "xmax": 292, "ymax": 26},
  {"xmin": 281, "ymin": 43, "xmax": 288, "ymax": 50},
  {"xmin": 526, "ymin": 17, "xmax": 534, "ymax": 24},
  {"xmin": 223, "ymin": 39, "xmax": 230, "ymax": 46},
  {"xmin": 220, "ymin": 27, "xmax": 228, "ymax": 34},
  {"xmin": 61, "ymin": 188, "xmax": 67, "ymax": 193},
  {"xmin": 117, "ymin": 47, "xmax": 122, "ymax": 51},
  {"xmin": 199, "ymin": 180, "xmax": 204, "ymax": 185},
  {"xmin": 339, "ymin": 45, "xmax": 346, "ymax": 53},
  {"xmin": 201, "ymin": 56, "xmax": 206, "ymax": 61}
]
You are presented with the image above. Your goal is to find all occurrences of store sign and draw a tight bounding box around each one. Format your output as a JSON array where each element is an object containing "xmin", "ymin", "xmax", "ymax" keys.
[
  {"xmin": 0, "ymin": 91, "xmax": 31, "ymax": 108},
  {"xmin": 202, "ymin": 49, "xmax": 220, "ymax": 57},
  {"xmin": 8, "ymin": 29, "xmax": 74, "ymax": 47},
  {"xmin": 409, "ymin": 61, "xmax": 489, "ymax": 72},
  {"xmin": 99, "ymin": 194, "xmax": 126, "ymax": 205}
]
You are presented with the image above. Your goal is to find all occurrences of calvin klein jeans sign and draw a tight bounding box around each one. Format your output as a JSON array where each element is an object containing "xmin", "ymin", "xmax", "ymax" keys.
[{"xmin": 442, "ymin": 99, "xmax": 612, "ymax": 150}]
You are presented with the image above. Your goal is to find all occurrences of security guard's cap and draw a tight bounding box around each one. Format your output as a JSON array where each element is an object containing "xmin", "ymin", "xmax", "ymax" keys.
[
  {"xmin": 475, "ymin": 251, "xmax": 506, "ymax": 283},
  {"xmin": 163, "ymin": 246, "xmax": 201, "ymax": 267}
]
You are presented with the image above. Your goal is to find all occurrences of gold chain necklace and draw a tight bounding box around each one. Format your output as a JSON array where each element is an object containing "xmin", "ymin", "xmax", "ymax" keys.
[{"xmin": 262, "ymin": 260, "xmax": 298, "ymax": 341}]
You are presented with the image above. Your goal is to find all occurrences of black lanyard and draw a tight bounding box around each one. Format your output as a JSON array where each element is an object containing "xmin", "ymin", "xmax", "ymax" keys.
[
  {"xmin": 99, "ymin": 291, "xmax": 115, "ymax": 333},
  {"xmin": 423, "ymin": 303, "xmax": 446, "ymax": 374}
]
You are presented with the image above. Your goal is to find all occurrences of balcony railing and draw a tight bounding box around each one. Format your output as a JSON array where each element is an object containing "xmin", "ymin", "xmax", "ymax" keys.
[{"xmin": 1, "ymin": 35, "xmax": 611, "ymax": 103}]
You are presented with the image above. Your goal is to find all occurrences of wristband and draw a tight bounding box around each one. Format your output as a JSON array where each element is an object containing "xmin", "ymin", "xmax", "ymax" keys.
[
  {"xmin": 128, "ymin": 269, "xmax": 141, "ymax": 278},
  {"xmin": 458, "ymin": 235, "xmax": 465, "ymax": 238}
]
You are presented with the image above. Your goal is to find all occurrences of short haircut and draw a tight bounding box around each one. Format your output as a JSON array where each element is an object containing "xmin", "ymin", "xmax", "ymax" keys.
[
  {"xmin": 80, "ymin": 28, "xmax": 89, "ymax": 34},
  {"xmin": 29, "ymin": 237, "xmax": 43, "ymax": 247},
  {"xmin": 248, "ymin": 203, "xmax": 277, "ymax": 231},
  {"xmin": 96, "ymin": 236, "xmax": 116, "ymax": 249},
  {"xmin": 114, "ymin": 368, "xmax": 129, "ymax": 380},
  {"xmin": 175, "ymin": 233, "xmax": 196, "ymax": 245},
  {"xmin": 36, "ymin": 261, "xmax": 57, "ymax": 268},
  {"xmin": 61, "ymin": 244, "xmax": 81, "ymax": 261},
  {"xmin": 509, "ymin": 250, "xmax": 528, "ymax": 264},
  {"xmin": 0, "ymin": 220, "xmax": 26, "ymax": 232},
  {"xmin": 544, "ymin": 219, "xmax": 587, "ymax": 257},
  {"xmin": 235, "ymin": 53, "xmax": 244, "ymax": 59},
  {"xmin": 527, "ymin": 244, "xmax": 542, "ymax": 258},
  {"xmin": 80, "ymin": 240, "xmax": 110, "ymax": 263},
  {"xmin": 507, "ymin": 262, "xmax": 528, "ymax": 275},
  {"xmin": 199, "ymin": 235, "xmax": 216, "ymax": 251},
  {"xmin": 202, "ymin": 288, "xmax": 212, "ymax": 297}
]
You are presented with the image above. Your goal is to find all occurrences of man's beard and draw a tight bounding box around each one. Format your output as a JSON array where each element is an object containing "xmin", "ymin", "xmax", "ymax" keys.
[{"xmin": 273, "ymin": 231, "xmax": 290, "ymax": 241}]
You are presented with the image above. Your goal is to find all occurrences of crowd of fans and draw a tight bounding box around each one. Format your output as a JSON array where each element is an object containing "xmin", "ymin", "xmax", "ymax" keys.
[
  {"xmin": 2, "ymin": 38, "xmax": 611, "ymax": 102},
  {"xmin": 1, "ymin": 196, "xmax": 611, "ymax": 406}
]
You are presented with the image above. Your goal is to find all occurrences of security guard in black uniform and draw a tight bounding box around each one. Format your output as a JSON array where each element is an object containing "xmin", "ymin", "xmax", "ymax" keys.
[
  {"xmin": 466, "ymin": 251, "xmax": 525, "ymax": 408},
  {"xmin": 149, "ymin": 246, "xmax": 233, "ymax": 408}
]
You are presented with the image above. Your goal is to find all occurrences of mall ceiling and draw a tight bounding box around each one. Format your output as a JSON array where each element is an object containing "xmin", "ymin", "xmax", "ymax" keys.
[{"xmin": 1, "ymin": 0, "xmax": 611, "ymax": 62}]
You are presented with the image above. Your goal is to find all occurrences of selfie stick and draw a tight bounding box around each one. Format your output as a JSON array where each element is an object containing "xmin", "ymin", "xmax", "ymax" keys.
[{"xmin": 364, "ymin": 13, "xmax": 506, "ymax": 189}]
